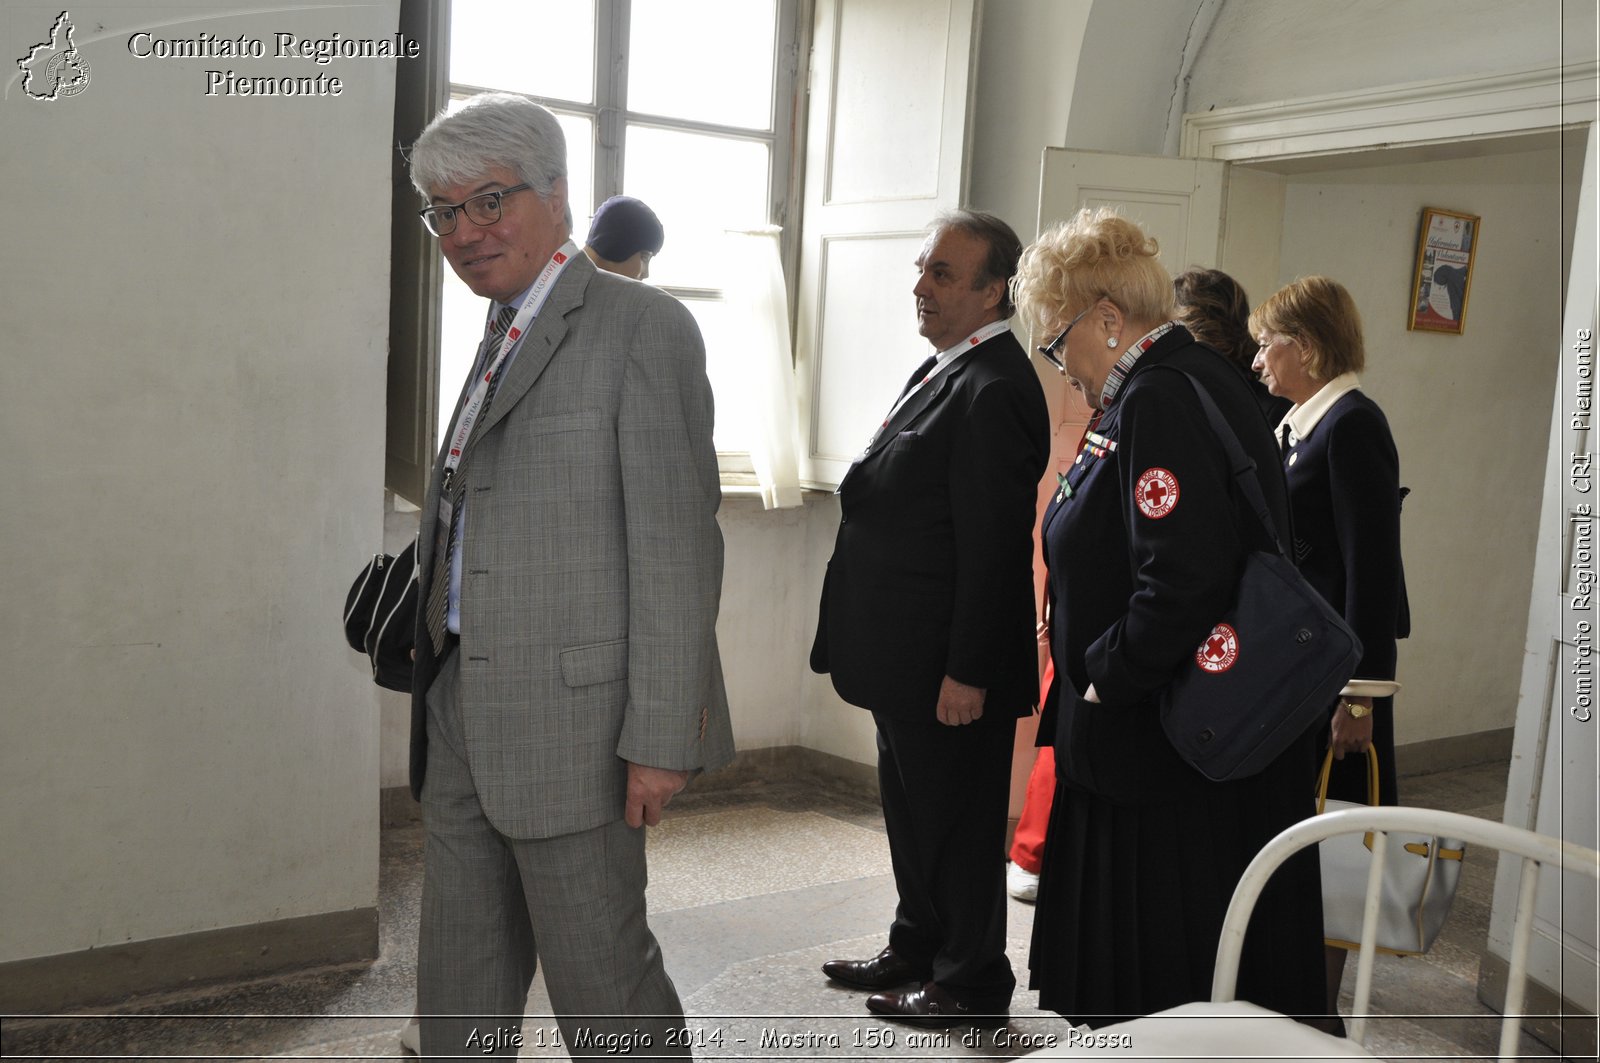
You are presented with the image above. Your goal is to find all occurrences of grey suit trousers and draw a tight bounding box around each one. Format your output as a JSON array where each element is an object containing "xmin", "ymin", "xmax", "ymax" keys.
[{"xmin": 417, "ymin": 650, "xmax": 689, "ymax": 1061}]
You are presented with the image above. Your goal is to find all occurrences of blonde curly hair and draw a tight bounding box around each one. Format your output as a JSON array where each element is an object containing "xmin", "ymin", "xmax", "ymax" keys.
[{"xmin": 1012, "ymin": 207, "xmax": 1175, "ymax": 339}]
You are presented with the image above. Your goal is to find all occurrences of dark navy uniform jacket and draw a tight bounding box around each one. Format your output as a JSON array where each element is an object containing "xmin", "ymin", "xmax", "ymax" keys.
[
  {"xmin": 1040, "ymin": 326, "xmax": 1292, "ymax": 803},
  {"xmin": 1284, "ymin": 387, "xmax": 1409, "ymax": 803},
  {"xmin": 1284, "ymin": 389, "xmax": 1408, "ymax": 684}
]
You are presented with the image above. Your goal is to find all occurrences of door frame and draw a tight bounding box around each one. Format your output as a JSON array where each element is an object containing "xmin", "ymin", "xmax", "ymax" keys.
[{"xmin": 1181, "ymin": 62, "xmax": 1596, "ymax": 165}]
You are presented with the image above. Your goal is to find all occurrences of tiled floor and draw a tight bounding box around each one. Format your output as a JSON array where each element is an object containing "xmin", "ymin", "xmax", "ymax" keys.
[{"xmin": 0, "ymin": 758, "xmax": 1572, "ymax": 1061}]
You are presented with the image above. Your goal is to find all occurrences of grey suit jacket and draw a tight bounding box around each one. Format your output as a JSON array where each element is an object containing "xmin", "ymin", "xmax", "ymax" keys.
[{"xmin": 410, "ymin": 252, "xmax": 734, "ymax": 839}]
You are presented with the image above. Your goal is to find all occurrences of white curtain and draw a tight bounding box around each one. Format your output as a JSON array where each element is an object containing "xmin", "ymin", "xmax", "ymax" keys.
[{"xmin": 722, "ymin": 226, "xmax": 803, "ymax": 509}]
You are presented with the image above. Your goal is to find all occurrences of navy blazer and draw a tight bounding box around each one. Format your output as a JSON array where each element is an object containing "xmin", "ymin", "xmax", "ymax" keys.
[
  {"xmin": 1285, "ymin": 388, "xmax": 1408, "ymax": 803},
  {"xmin": 1284, "ymin": 389, "xmax": 1409, "ymax": 684},
  {"xmin": 810, "ymin": 328, "xmax": 1050, "ymax": 722}
]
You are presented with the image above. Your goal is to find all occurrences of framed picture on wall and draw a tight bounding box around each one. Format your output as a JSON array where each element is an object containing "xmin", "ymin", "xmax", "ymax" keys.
[{"xmin": 1407, "ymin": 207, "xmax": 1480, "ymax": 334}]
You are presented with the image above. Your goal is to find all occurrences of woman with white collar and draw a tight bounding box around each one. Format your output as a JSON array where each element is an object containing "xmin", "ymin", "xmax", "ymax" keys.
[{"xmin": 1251, "ymin": 275, "xmax": 1411, "ymax": 1016}]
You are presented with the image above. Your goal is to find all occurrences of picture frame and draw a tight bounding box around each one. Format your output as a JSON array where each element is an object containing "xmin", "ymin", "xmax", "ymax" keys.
[{"xmin": 1407, "ymin": 207, "xmax": 1480, "ymax": 334}]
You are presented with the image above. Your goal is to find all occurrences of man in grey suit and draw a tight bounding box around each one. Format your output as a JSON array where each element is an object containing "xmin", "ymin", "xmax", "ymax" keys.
[{"xmin": 406, "ymin": 93, "xmax": 733, "ymax": 1060}]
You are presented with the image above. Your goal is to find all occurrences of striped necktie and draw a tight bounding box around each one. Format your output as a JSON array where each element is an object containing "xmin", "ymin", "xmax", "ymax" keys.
[{"xmin": 424, "ymin": 304, "xmax": 519, "ymax": 656}]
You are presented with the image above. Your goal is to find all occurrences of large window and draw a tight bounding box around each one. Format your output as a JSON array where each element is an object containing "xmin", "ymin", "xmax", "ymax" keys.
[{"xmin": 438, "ymin": 0, "xmax": 804, "ymax": 458}]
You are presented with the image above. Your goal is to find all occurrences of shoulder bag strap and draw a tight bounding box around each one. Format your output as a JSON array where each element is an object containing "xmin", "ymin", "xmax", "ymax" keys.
[{"xmin": 1153, "ymin": 365, "xmax": 1290, "ymax": 559}]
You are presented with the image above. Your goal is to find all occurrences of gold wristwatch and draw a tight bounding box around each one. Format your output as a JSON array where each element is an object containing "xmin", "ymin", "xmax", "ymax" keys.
[{"xmin": 1342, "ymin": 700, "xmax": 1370, "ymax": 718}]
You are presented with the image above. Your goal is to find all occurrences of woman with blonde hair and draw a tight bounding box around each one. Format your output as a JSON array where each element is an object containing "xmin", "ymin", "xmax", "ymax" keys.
[
  {"xmin": 1252, "ymin": 275, "xmax": 1409, "ymax": 1016},
  {"xmin": 1014, "ymin": 208, "xmax": 1326, "ymax": 1027},
  {"xmin": 1250, "ymin": 276, "xmax": 1407, "ymax": 800}
]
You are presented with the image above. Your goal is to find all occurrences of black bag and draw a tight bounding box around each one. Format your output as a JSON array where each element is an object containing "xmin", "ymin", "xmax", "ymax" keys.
[
  {"xmin": 342, "ymin": 538, "xmax": 417, "ymax": 692},
  {"xmin": 1157, "ymin": 369, "xmax": 1362, "ymax": 782}
]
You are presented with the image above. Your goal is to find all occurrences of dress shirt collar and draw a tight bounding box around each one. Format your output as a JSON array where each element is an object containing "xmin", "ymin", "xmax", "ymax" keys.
[
  {"xmin": 933, "ymin": 317, "xmax": 1012, "ymax": 367},
  {"xmin": 493, "ymin": 283, "xmax": 534, "ymax": 325},
  {"xmin": 1279, "ymin": 371, "xmax": 1361, "ymax": 445}
]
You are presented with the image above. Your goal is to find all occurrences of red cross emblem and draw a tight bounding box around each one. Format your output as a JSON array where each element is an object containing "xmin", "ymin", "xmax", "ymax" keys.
[
  {"xmin": 1135, "ymin": 467, "xmax": 1180, "ymax": 519},
  {"xmin": 1196, "ymin": 622, "xmax": 1239, "ymax": 673}
]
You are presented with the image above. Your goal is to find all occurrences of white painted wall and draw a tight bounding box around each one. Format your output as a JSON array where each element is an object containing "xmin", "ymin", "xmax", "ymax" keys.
[
  {"xmin": 1185, "ymin": 0, "xmax": 1584, "ymax": 114},
  {"xmin": 716, "ymin": 498, "xmax": 817, "ymax": 749},
  {"xmin": 0, "ymin": 2, "xmax": 397, "ymax": 962},
  {"xmin": 1064, "ymin": 0, "xmax": 1203, "ymax": 154},
  {"xmin": 1273, "ymin": 144, "xmax": 1572, "ymax": 745},
  {"xmin": 379, "ymin": 501, "xmax": 420, "ymax": 790},
  {"xmin": 968, "ymin": 0, "xmax": 1089, "ymax": 235}
]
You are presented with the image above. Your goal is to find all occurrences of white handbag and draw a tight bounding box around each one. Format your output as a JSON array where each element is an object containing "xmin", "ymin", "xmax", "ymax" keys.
[{"xmin": 1316, "ymin": 747, "xmax": 1465, "ymax": 955}]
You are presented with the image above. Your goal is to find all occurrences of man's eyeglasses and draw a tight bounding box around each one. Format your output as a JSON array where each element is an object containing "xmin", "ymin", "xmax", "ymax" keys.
[
  {"xmin": 1036, "ymin": 302, "xmax": 1094, "ymax": 373},
  {"xmin": 418, "ymin": 183, "xmax": 532, "ymax": 237}
]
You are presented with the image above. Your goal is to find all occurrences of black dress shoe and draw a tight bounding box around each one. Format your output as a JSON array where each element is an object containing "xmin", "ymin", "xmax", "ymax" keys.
[
  {"xmin": 865, "ymin": 981, "xmax": 1008, "ymax": 1029},
  {"xmin": 821, "ymin": 947, "xmax": 926, "ymax": 990}
]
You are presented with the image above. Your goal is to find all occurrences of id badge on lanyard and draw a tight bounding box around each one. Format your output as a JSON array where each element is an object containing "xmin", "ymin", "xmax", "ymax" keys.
[
  {"xmin": 439, "ymin": 239, "xmax": 580, "ymax": 496},
  {"xmin": 850, "ymin": 319, "xmax": 1012, "ymax": 465},
  {"xmin": 434, "ymin": 240, "xmax": 579, "ymax": 548}
]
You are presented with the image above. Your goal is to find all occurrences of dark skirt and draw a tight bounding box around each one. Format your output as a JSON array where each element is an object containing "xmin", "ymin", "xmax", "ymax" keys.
[{"xmin": 1029, "ymin": 735, "xmax": 1327, "ymax": 1027}]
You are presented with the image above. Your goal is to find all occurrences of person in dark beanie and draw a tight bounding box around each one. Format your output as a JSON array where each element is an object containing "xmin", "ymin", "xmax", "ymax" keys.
[{"xmin": 583, "ymin": 195, "xmax": 665, "ymax": 280}]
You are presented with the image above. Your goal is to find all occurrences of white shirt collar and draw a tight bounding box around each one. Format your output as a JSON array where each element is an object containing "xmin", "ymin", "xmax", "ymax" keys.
[
  {"xmin": 1279, "ymin": 372, "xmax": 1361, "ymax": 445},
  {"xmin": 933, "ymin": 318, "xmax": 1012, "ymax": 364}
]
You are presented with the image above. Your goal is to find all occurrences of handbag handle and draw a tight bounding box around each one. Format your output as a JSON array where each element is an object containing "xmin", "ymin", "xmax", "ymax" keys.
[
  {"xmin": 1154, "ymin": 366, "xmax": 1291, "ymax": 559},
  {"xmin": 1315, "ymin": 745, "xmax": 1381, "ymax": 814}
]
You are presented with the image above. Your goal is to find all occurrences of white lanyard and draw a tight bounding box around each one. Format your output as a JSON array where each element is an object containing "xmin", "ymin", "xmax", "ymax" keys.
[
  {"xmin": 441, "ymin": 239, "xmax": 579, "ymax": 482},
  {"xmin": 873, "ymin": 319, "xmax": 1012, "ymax": 442}
]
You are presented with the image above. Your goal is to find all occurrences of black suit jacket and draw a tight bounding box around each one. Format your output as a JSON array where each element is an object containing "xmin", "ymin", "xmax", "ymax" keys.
[{"xmin": 810, "ymin": 328, "xmax": 1050, "ymax": 722}]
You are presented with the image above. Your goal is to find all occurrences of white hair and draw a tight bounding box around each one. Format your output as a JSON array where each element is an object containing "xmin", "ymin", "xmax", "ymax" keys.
[{"xmin": 409, "ymin": 92, "xmax": 572, "ymax": 228}]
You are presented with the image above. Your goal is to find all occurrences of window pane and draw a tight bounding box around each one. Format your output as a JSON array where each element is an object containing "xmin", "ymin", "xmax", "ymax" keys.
[
  {"xmin": 440, "ymin": 288, "xmax": 750, "ymax": 454},
  {"xmin": 628, "ymin": 0, "xmax": 775, "ymax": 130},
  {"xmin": 622, "ymin": 126, "xmax": 769, "ymax": 290},
  {"xmin": 678, "ymin": 297, "xmax": 750, "ymax": 453},
  {"xmin": 449, "ymin": 0, "xmax": 594, "ymax": 102},
  {"xmin": 438, "ymin": 268, "xmax": 491, "ymax": 443},
  {"xmin": 558, "ymin": 114, "xmax": 594, "ymax": 235}
]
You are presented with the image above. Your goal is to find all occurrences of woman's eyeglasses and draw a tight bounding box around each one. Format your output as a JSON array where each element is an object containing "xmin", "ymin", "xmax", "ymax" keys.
[{"xmin": 1036, "ymin": 303, "xmax": 1094, "ymax": 373}]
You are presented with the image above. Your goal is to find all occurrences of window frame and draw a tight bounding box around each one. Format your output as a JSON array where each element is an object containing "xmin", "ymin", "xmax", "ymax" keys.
[{"xmin": 387, "ymin": 0, "xmax": 812, "ymax": 496}]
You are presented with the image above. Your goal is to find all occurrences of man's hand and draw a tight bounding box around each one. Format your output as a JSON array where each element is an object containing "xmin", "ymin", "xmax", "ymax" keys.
[
  {"xmin": 1329, "ymin": 698, "xmax": 1374, "ymax": 760},
  {"xmin": 625, "ymin": 762, "xmax": 690, "ymax": 828},
  {"xmin": 936, "ymin": 675, "xmax": 987, "ymax": 726}
]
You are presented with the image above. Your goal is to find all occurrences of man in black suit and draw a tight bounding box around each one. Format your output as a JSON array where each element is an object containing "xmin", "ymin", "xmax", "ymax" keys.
[{"xmin": 810, "ymin": 210, "xmax": 1049, "ymax": 1026}]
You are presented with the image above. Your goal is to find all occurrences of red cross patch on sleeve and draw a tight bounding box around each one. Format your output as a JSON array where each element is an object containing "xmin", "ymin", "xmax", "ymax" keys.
[
  {"xmin": 1196, "ymin": 622, "xmax": 1239, "ymax": 672},
  {"xmin": 1135, "ymin": 467, "xmax": 1180, "ymax": 519}
]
